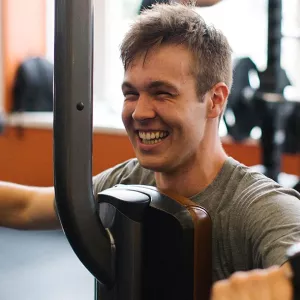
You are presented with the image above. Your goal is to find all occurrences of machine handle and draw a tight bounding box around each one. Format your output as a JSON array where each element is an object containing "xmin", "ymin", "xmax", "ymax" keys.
[{"xmin": 53, "ymin": 0, "xmax": 115, "ymax": 287}]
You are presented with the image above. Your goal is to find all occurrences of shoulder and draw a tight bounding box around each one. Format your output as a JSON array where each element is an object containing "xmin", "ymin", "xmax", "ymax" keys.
[
  {"xmin": 229, "ymin": 158, "xmax": 300, "ymax": 231},
  {"xmin": 93, "ymin": 158, "xmax": 155, "ymax": 194},
  {"xmin": 221, "ymin": 158, "xmax": 300, "ymax": 228},
  {"xmin": 224, "ymin": 157, "xmax": 300, "ymax": 203},
  {"xmin": 241, "ymin": 169, "xmax": 299, "ymax": 205},
  {"xmin": 224, "ymin": 159, "xmax": 300, "ymax": 267}
]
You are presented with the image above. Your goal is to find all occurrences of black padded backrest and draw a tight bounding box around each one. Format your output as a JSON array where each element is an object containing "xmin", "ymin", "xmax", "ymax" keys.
[{"xmin": 160, "ymin": 189, "xmax": 212, "ymax": 300}]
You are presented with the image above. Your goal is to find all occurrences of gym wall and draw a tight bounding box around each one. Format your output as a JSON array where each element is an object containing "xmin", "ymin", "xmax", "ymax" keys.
[{"xmin": 0, "ymin": 0, "xmax": 299, "ymax": 186}]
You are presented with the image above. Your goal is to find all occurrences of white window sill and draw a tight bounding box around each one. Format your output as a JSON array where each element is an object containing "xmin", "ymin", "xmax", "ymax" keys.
[{"xmin": 4, "ymin": 111, "xmax": 127, "ymax": 136}]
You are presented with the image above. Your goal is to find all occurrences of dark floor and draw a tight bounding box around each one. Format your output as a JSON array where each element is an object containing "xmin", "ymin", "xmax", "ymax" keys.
[{"xmin": 0, "ymin": 228, "xmax": 94, "ymax": 300}]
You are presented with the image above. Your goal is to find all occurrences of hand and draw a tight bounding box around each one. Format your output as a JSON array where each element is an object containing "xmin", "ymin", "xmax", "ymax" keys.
[{"xmin": 211, "ymin": 264, "xmax": 293, "ymax": 300}]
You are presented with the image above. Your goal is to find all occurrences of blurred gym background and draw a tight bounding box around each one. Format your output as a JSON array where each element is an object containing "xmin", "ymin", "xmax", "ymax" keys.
[{"xmin": 0, "ymin": 0, "xmax": 299, "ymax": 299}]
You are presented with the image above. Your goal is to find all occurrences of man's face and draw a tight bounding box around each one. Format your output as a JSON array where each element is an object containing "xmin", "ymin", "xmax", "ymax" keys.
[{"xmin": 121, "ymin": 44, "xmax": 209, "ymax": 173}]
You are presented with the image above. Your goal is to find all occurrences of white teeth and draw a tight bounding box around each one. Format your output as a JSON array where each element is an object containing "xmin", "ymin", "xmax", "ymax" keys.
[
  {"xmin": 141, "ymin": 138, "xmax": 163, "ymax": 144},
  {"xmin": 138, "ymin": 131, "xmax": 168, "ymax": 140}
]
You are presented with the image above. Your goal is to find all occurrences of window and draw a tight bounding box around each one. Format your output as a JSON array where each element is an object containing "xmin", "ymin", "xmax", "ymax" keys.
[
  {"xmin": 46, "ymin": 0, "xmax": 140, "ymax": 128},
  {"xmin": 196, "ymin": 0, "xmax": 300, "ymax": 88},
  {"xmin": 46, "ymin": 0, "xmax": 300, "ymax": 131},
  {"xmin": 102, "ymin": 0, "xmax": 141, "ymax": 116},
  {"xmin": 281, "ymin": 0, "xmax": 300, "ymax": 88}
]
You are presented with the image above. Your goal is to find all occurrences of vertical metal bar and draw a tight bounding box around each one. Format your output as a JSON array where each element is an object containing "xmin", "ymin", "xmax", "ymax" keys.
[
  {"xmin": 258, "ymin": 0, "xmax": 291, "ymax": 181},
  {"xmin": 53, "ymin": 0, "xmax": 114, "ymax": 287},
  {"xmin": 267, "ymin": 0, "xmax": 282, "ymax": 91}
]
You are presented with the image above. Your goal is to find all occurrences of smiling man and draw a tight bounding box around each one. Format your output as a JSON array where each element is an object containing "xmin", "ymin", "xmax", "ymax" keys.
[
  {"xmin": 0, "ymin": 2, "xmax": 300, "ymax": 299},
  {"xmin": 98, "ymin": 4, "xmax": 300, "ymax": 298},
  {"xmin": 120, "ymin": 43, "xmax": 228, "ymax": 196}
]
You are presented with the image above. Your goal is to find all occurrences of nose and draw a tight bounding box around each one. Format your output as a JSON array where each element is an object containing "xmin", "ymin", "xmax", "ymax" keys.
[{"xmin": 132, "ymin": 94, "xmax": 156, "ymax": 122}]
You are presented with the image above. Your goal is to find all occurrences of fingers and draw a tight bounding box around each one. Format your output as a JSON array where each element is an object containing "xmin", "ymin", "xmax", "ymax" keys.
[
  {"xmin": 211, "ymin": 279, "xmax": 235, "ymax": 300},
  {"xmin": 230, "ymin": 270, "xmax": 269, "ymax": 300},
  {"xmin": 267, "ymin": 266, "xmax": 293, "ymax": 300},
  {"xmin": 212, "ymin": 270, "xmax": 268, "ymax": 300},
  {"xmin": 211, "ymin": 266, "xmax": 293, "ymax": 300}
]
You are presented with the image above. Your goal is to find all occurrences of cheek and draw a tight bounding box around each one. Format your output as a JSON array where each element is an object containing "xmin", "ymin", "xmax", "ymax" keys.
[
  {"xmin": 121, "ymin": 102, "xmax": 133, "ymax": 126},
  {"xmin": 156, "ymin": 102, "xmax": 182, "ymax": 124},
  {"xmin": 182, "ymin": 107, "xmax": 206, "ymax": 136}
]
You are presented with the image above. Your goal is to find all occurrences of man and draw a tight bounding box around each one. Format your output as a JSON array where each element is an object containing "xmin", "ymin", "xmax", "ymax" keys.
[{"xmin": 0, "ymin": 3, "xmax": 299, "ymax": 299}]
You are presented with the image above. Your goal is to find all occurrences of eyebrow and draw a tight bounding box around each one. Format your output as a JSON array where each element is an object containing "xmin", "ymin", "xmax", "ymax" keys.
[
  {"xmin": 121, "ymin": 80, "xmax": 179, "ymax": 93},
  {"xmin": 121, "ymin": 81, "xmax": 136, "ymax": 91}
]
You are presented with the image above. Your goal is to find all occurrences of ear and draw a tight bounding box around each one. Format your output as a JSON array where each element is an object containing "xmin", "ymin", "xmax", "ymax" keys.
[{"xmin": 206, "ymin": 82, "xmax": 229, "ymax": 119}]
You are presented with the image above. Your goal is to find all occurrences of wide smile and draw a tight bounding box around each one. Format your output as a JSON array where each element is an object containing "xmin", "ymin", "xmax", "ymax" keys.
[{"xmin": 135, "ymin": 130, "xmax": 170, "ymax": 149}]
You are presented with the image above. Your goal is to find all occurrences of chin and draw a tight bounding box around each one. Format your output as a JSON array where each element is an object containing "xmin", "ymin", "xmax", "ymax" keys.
[{"xmin": 137, "ymin": 156, "xmax": 169, "ymax": 172}]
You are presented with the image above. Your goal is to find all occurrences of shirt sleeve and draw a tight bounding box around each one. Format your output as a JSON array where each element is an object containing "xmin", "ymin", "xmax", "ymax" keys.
[
  {"xmin": 242, "ymin": 185, "xmax": 300, "ymax": 268},
  {"xmin": 92, "ymin": 158, "xmax": 141, "ymax": 197}
]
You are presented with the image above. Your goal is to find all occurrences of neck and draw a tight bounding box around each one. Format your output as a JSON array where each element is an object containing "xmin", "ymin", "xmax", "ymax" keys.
[{"xmin": 155, "ymin": 122, "xmax": 227, "ymax": 198}]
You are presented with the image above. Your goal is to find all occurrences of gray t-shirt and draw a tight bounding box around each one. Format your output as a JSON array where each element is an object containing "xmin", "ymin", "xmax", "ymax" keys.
[{"xmin": 93, "ymin": 156, "xmax": 300, "ymax": 282}]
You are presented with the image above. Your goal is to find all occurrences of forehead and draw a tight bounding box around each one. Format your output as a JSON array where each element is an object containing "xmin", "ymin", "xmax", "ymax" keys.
[{"xmin": 124, "ymin": 44, "xmax": 195, "ymax": 85}]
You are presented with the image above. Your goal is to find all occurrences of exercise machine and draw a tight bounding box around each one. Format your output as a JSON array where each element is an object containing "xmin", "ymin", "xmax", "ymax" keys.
[
  {"xmin": 223, "ymin": 0, "xmax": 300, "ymax": 189},
  {"xmin": 53, "ymin": 0, "xmax": 300, "ymax": 299},
  {"xmin": 53, "ymin": 1, "xmax": 212, "ymax": 299}
]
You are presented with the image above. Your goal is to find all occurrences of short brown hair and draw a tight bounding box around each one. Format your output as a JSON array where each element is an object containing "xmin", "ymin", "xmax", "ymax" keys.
[{"xmin": 120, "ymin": 3, "xmax": 233, "ymax": 98}]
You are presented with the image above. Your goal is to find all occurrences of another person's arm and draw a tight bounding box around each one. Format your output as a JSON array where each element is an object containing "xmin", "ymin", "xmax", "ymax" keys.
[{"xmin": 0, "ymin": 181, "xmax": 60, "ymax": 230}]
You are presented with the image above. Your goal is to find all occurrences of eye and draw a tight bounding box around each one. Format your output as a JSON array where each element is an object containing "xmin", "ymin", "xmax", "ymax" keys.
[
  {"xmin": 124, "ymin": 92, "xmax": 137, "ymax": 96},
  {"xmin": 155, "ymin": 91, "xmax": 173, "ymax": 97},
  {"xmin": 123, "ymin": 91, "xmax": 139, "ymax": 100}
]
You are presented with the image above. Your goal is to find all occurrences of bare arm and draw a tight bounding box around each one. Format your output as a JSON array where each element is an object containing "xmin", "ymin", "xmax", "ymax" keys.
[{"xmin": 0, "ymin": 181, "xmax": 60, "ymax": 230}]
